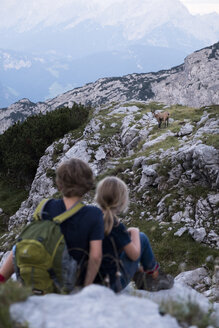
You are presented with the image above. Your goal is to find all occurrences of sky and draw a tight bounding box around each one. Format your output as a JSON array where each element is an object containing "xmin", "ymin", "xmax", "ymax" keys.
[
  {"xmin": 0, "ymin": 0, "xmax": 218, "ymax": 33},
  {"xmin": 0, "ymin": 0, "xmax": 219, "ymax": 31},
  {"xmin": 180, "ymin": 0, "xmax": 219, "ymax": 14}
]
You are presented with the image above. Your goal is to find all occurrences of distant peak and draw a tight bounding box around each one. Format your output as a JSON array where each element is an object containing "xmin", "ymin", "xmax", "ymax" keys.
[{"xmin": 19, "ymin": 98, "xmax": 32, "ymax": 103}]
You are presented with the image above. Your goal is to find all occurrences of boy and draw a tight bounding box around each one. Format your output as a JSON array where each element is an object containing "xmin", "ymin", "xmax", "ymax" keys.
[{"xmin": 0, "ymin": 158, "xmax": 104, "ymax": 288}]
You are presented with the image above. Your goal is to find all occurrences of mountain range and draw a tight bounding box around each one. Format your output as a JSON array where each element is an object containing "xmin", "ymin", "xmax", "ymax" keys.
[
  {"xmin": 0, "ymin": 0, "xmax": 219, "ymax": 107},
  {"xmin": 0, "ymin": 41, "xmax": 218, "ymax": 134}
]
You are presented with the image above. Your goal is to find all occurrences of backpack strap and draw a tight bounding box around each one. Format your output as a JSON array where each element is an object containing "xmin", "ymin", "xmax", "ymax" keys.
[
  {"xmin": 33, "ymin": 198, "xmax": 51, "ymax": 221},
  {"xmin": 53, "ymin": 202, "xmax": 85, "ymax": 224},
  {"xmin": 33, "ymin": 199, "xmax": 85, "ymax": 223}
]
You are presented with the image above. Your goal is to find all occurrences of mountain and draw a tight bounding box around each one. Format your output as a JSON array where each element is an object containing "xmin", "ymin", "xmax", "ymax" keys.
[
  {"xmin": 1, "ymin": 0, "xmax": 218, "ymax": 52},
  {"xmin": 0, "ymin": 0, "xmax": 219, "ymax": 107},
  {"xmin": 2, "ymin": 100, "xmax": 219, "ymax": 310},
  {"xmin": 0, "ymin": 44, "xmax": 189, "ymax": 108},
  {"xmin": 0, "ymin": 42, "xmax": 218, "ymax": 134},
  {"xmin": 1, "ymin": 101, "xmax": 219, "ymax": 327},
  {"xmin": 0, "ymin": 19, "xmax": 219, "ymax": 325}
]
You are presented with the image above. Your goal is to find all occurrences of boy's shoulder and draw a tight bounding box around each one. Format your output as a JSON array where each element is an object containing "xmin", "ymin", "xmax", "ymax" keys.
[{"xmin": 81, "ymin": 204, "xmax": 103, "ymax": 218}]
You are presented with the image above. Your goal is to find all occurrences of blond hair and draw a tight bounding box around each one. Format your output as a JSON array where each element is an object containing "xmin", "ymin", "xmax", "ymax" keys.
[
  {"xmin": 56, "ymin": 158, "xmax": 94, "ymax": 197},
  {"xmin": 95, "ymin": 176, "xmax": 129, "ymax": 235}
]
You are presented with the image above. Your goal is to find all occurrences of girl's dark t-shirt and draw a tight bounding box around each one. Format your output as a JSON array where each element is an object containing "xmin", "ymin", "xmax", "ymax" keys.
[
  {"xmin": 97, "ymin": 221, "xmax": 131, "ymax": 285},
  {"xmin": 42, "ymin": 198, "xmax": 104, "ymax": 284}
]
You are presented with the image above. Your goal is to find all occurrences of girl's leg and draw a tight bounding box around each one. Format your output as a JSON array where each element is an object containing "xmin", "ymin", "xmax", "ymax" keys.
[
  {"xmin": 111, "ymin": 232, "xmax": 158, "ymax": 292},
  {"xmin": 134, "ymin": 233, "xmax": 174, "ymax": 291},
  {"xmin": 117, "ymin": 251, "xmax": 139, "ymax": 290},
  {"xmin": 139, "ymin": 232, "xmax": 158, "ymax": 273}
]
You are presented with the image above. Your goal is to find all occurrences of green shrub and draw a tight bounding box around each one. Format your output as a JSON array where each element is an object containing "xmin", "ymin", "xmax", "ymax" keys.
[
  {"xmin": 0, "ymin": 103, "xmax": 89, "ymax": 185},
  {"xmin": 0, "ymin": 280, "xmax": 31, "ymax": 328}
]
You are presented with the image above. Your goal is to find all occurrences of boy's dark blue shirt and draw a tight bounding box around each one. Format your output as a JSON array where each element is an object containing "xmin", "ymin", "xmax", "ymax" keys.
[{"xmin": 42, "ymin": 198, "xmax": 104, "ymax": 284}]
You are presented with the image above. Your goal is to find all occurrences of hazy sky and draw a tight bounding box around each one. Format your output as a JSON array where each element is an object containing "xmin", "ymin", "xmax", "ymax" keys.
[
  {"xmin": 180, "ymin": 0, "xmax": 219, "ymax": 14},
  {"xmin": 0, "ymin": 0, "xmax": 218, "ymax": 32}
]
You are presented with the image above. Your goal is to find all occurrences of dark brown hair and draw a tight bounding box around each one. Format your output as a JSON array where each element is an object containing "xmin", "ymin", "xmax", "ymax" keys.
[{"xmin": 56, "ymin": 158, "xmax": 94, "ymax": 197}]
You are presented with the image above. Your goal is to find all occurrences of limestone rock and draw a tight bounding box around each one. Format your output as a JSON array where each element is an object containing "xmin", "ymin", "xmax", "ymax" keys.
[
  {"xmin": 174, "ymin": 227, "xmax": 187, "ymax": 237},
  {"xmin": 64, "ymin": 140, "xmax": 91, "ymax": 163},
  {"xmin": 190, "ymin": 227, "xmax": 207, "ymax": 243},
  {"xmin": 95, "ymin": 147, "xmax": 107, "ymax": 161},
  {"xmin": 177, "ymin": 123, "xmax": 194, "ymax": 137},
  {"xmin": 140, "ymin": 165, "xmax": 158, "ymax": 188},
  {"xmin": 172, "ymin": 211, "xmax": 183, "ymax": 224},
  {"xmin": 10, "ymin": 285, "xmax": 180, "ymax": 328},
  {"xmin": 175, "ymin": 267, "xmax": 208, "ymax": 288}
]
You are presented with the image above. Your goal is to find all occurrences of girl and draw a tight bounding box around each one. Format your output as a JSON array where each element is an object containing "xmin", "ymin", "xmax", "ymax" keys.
[{"xmin": 95, "ymin": 176, "xmax": 174, "ymax": 292}]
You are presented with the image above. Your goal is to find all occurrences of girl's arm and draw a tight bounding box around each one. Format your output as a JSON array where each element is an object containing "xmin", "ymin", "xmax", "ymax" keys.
[
  {"xmin": 84, "ymin": 240, "xmax": 102, "ymax": 286},
  {"xmin": 123, "ymin": 227, "xmax": 140, "ymax": 261}
]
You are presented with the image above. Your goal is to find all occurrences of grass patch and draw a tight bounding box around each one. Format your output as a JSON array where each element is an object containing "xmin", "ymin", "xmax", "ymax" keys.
[
  {"xmin": 168, "ymin": 105, "xmax": 203, "ymax": 123},
  {"xmin": 184, "ymin": 186, "xmax": 210, "ymax": 200},
  {"xmin": 68, "ymin": 124, "xmax": 85, "ymax": 141},
  {"xmin": 162, "ymin": 191, "xmax": 181, "ymax": 207},
  {"xmin": 201, "ymin": 133, "xmax": 219, "ymax": 149},
  {"xmin": 46, "ymin": 168, "xmax": 56, "ymax": 182},
  {"xmin": 121, "ymin": 102, "xmax": 149, "ymax": 110},
  {"xmin": 122, "ymin": 101, "xmax": 164, "ymax": 112},
  {"xmin": 167, "ymin": 121, "xmax": 183, "ymax": 134},
  {"xmin": 136, "ymin": 135, "xmax": 179, "ymax": 156},
  {"xmin": 99, "ymin": 102, "xmax": 119, "ymax": 115},
  {"xmin": 126, "ymin": 211, "xmax": 219, "ymax": 276},
  {"xmin": 156, "ymin": 160, "xmax": 173, "ymax": 179},
  {"xmin": 201, "ymin": 104, "xmax": 219, "ymax": 116},
  {"xmin": 98, "ymin": 117, "xmax": 122, "ymax": 141},
  {"xmin": 134, "ymin": 113, "xmax": 144, "ymax": 121},
  {"xmin": 0, "ymin": 280, "xmax": 31, "ymax": 328},
  {"xmin": 97, "ymin": 160, "xmax": 133, "ymax": 182},
  {"xmin": 144, "ymin": 136, "xmax": 180, "ymax": 155},
  {"xmin": 147, "ymin": 127, "xmax": 164, "ymax": 139}
]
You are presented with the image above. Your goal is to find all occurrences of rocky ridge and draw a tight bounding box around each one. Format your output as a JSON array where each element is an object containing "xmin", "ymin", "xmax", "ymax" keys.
[
  {"xmin": 1, "ymin": 100, "xmax": 218, "ymax": 303},
  {"xmin": 0, "ymin": 42, "xmax": 218, "ymax": 134}
]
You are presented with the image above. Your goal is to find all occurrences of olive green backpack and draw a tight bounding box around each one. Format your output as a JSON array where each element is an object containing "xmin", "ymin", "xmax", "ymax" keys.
[{"xmin": 14, "ymin": 199, "xmax": 84, "ymax": 295}]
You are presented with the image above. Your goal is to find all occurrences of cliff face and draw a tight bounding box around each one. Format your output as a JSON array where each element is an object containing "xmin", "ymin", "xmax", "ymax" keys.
[
  {"xmin": 0, "ymin": 42, "xmax": 218, "ymax": 134},
  {"xmin": 152, "ymin": 42, "xmax": 219, "ymax": 107}
]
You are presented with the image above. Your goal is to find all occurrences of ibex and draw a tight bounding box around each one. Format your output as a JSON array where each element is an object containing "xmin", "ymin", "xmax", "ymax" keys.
[{"xmin": 151, "ymin": 109, "xmax": 170, "ymax": 128}]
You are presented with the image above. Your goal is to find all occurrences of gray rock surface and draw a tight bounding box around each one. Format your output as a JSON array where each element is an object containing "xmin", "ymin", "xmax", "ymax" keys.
[{"xmin": 10, "ymin": 282, "xmax": 219, "ymax": 328}]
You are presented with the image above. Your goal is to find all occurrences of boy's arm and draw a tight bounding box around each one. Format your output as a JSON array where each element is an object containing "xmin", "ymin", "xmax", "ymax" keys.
[
  {"xmin": 0, "ymin": 250, "xmax": 14, "ymax": 282},
  {"xmin": 84, "ymin": 240, "xmax": 102, "ymax": 287}
]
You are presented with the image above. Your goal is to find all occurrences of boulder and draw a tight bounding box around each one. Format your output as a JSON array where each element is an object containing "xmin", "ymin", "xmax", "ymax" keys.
[
  {"xmin": 140, "ymin": 165, "xmax": 158, "ymax": 188},
  {"xmin": 190, "ymin": 227, "xmax": 207, "ymax": 243},
  {"xmin": 177, "ymin": 123, "xmax": 194, "ymax": 137},
  {"xmin": 175, "ymin": 268, "xmax": 208, "ymax": 287}
]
